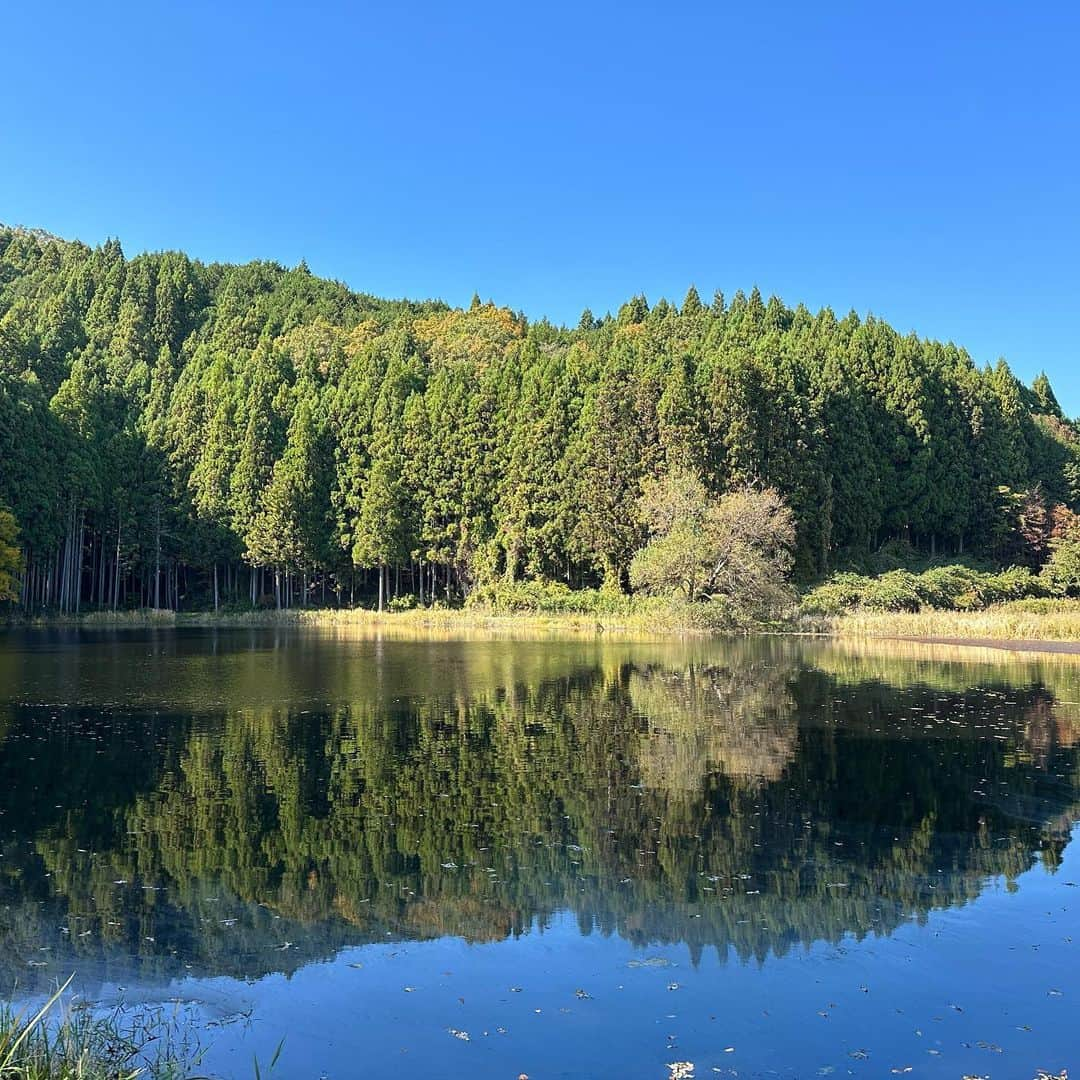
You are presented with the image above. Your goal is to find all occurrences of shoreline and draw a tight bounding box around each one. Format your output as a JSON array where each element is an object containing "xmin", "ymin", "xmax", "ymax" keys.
[
  {"xmin": 831, "ymin": 633, "xmax": 1080, "ymax": 656},
  {"xmin": 0, "ymin": 605, "xmax": 698, "ymax": 640},
  {"xmin": 7, "ymin": 603, "xmax": 1080, "ymax": 655}
]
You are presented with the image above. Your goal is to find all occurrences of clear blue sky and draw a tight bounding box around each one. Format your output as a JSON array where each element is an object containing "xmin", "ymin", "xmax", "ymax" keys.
[{"xmin": 3, "ymin": 2, "xmax": 1078, "ymax": 409}]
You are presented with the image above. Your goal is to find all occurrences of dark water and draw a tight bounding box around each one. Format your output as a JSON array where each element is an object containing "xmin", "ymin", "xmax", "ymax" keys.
[{"xmin": 0, "ymin": 627, "xmax": 1077, "ymax": 1078}]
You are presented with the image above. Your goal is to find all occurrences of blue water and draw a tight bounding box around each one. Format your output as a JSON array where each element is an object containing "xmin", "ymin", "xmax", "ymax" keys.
[{"xmin": 0, "ymin": 629, "xmax": 1076, "ymax": 1077}]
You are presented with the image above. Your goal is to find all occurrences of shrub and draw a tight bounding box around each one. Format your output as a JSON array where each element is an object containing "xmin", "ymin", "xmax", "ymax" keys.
[
  {"xmin": 802, "ymin": 563, "xmax": 1047, "ymax": 615},
  {"xmin": 1042, "ymin": 533, "xmax": 1080, "ymax": 596},
  {"xmin": 858, "ymin": 570, "xmax": 923, "ymax": 612},
  {"xmin": 466, "ymin": 580, "xmax": 629, "ymax": 614},
  {"xmin": 800, "ymin": 573, "xmax": 871, "ymax": 615}
]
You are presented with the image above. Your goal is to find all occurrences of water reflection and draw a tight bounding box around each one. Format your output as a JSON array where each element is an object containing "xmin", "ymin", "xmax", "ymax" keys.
[{"xmin": 0, "ymin": 631, "xmax": 1078, "ymax": 997}]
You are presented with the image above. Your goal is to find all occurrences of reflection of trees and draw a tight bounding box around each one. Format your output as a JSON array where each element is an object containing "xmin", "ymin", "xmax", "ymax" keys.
[
  {"xmin": 629, "ymin": 658, "xmax": 798, "ymax": 791},
  {"xmin": 0, "ymin": 635, "xmax": 1079, "ymax": 991}
]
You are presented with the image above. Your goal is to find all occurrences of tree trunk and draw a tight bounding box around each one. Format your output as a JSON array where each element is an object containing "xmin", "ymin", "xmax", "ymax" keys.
[
  {"xmin": 377, "ymin": 563, "xmax": 385, "ymax": 612},
  {"xmin": 154, "ymin": 507, "xmax": 161, "ymax": 608},
  {"xmin": 113, "ymin": 514, "xmax": 122, "ymax": 610},
  {"xmin": 74, "ymin": 510, "xmax": 85, "ymax": 613}
]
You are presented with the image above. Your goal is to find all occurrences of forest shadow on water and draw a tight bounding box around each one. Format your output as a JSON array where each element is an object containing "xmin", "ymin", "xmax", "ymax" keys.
[{"xmin": 0, "ymin": 628, "xmax": 1077, "ymax": 1078}]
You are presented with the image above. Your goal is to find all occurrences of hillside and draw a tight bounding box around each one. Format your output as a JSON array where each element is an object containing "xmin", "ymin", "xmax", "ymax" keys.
[{"xmin": 0, "ymin": 224, "xmax": 1076, "ymax": 612}]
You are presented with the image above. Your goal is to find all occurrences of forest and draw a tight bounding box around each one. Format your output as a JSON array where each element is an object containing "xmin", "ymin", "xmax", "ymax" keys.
[{"xmin": 1, "ymin": 222, "xmax": 1078, "ymax": 613}]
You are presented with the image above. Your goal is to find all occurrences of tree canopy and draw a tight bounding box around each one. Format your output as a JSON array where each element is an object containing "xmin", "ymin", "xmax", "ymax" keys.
[
  {"xmin": 0, "ymin": 222, "xmax": 1076, "ymax": 612},
  {"xmin": 631, "ymin": 472, "xmax": 795, "ymax": 616},
  {"xmin": 0, "ymin": 504, "xmax": 20, "ymax": 601}
]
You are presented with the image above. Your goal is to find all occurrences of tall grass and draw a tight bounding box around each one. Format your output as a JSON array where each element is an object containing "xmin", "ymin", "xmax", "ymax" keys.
[
  {"xmin": 812, "ymin": 598, "xmax": 1080, "ymax": 644},
  {"xmin": 5, "ymin": 592, "xmax": 749, "ymax": 637},
  {"xmin": 0, "ymin": 977, "xmax": 204, "ymax": 1079}
]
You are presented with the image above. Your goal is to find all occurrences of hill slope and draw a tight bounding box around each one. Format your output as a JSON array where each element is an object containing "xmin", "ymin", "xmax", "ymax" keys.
[{"xmin": 0, "ymin": 224, "xmax": 1076, "ymax": 611}]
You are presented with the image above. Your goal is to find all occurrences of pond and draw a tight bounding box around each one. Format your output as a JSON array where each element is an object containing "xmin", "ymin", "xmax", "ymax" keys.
[{"xmin": 0, "ymin": 627, "xmax": 1076, "ymax": 1078}]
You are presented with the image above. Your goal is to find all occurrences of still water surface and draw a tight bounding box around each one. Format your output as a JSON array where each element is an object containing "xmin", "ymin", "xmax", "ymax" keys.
[{"xmin": 0, "ymin": 628, "xmax": 1077, "ymax": 1077}]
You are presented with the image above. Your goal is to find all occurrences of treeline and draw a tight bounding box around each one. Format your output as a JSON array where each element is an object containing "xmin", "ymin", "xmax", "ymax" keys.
[{"xmin": 1, "ymin": 223, "xmax": 1078, "ymax": 612}]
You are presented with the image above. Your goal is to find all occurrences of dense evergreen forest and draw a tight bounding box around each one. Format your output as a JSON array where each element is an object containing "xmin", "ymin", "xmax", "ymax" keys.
[{"xmin": 1, "ymin": 223, "xmax": 1077, "ymax": 612}]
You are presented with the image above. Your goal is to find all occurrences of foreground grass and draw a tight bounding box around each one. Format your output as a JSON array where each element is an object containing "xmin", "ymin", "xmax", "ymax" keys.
[
  {"xmin": 811, "ymin": 598, "xmax": 1080, "ymax": 644},
  {"xmin": 0, "ymin": 978, "xmax": 202, "ymax": 1079}
]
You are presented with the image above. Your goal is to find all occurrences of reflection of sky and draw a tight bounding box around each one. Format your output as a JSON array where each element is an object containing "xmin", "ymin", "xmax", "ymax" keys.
[
  {"xmin": 111, "ymin": 832, "xmax": 1078, "ymax": 1080},
  {"xmin": 4, "ymin": 631, "xmax": 1080, "ymax": 1077}
]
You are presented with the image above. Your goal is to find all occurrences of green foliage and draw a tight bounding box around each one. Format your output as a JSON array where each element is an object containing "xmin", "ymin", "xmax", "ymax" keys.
[
  {"xmin": 802, "ymin": 564, "xmax": 1049, "ymax": 615},
  {"xmin": 466, "ymin": 578, "xmax": 640, "ymax": 615},
  {"xmin": 0, "ymin": 506, "xmax": 20, "ymax": 602},
  {"xmin": 630, "ymin": 474, "xmax": 796, "ymax": 622},
  {"xmin": 1, "ymin": 222, "xmax": 1078, "ymax": 614},
  {"xmin": 0, "ymin": 975, "xmax": 202, "ymax": 1079},
  {"xmin": 1042, "ymin": 528, "xmax": 1080, "ymax": 596}
]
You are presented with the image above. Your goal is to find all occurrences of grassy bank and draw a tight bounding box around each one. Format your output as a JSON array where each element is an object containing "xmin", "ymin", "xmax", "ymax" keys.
[
  {"xmin": 10, "ymin": 597, "xmax": 1080, "ymax": 645},
  {"xmin": 809, "ymin": 598, "xmax": 1080, "ymax": 644},
  {"xmin": 11, "ymin": 593, "xmax": 1080, "ymax": 647},
  {"xmin": 2, "ymin": 602, "xmax": 716, "ymax": 639},
  {"xmin": 1, "ymin": 581, "xmax": 773, "ymax": 638}
]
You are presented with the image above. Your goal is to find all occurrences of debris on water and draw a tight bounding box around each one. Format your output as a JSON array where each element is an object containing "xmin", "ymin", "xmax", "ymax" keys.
[
  {"xmin": 848, "ymin": 1049, "xmax": 869, "ymax": 1060},
  {"xmin": 667, "ymin": 1062, "xmax": 694, "ymax": 1079},
  {"xmin": 348, "ymin": 962, "xmax": 364, "ymax": 969},
  {"xmin": 667, "ymin": 982, "xmax": 681, "ymax": 991},
  {"xmin": 574, "ymin": 988, "xmax": 592, "ymax": 999},
  {"xmin": 447, "ymin": 1028, "xmax": 469, "ymax": 1041},
  {"xmin": 628, "ymin": 956, "xmax": 673, "ymax": 969}
]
